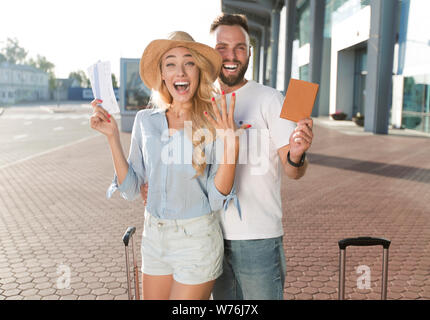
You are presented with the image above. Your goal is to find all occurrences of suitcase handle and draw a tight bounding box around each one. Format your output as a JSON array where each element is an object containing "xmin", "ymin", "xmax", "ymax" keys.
[
  {"xmin": 122, "ymin": 226, "xmax": 136, "ymax": 246},
  {"xmin": 338, "ymin": 237, "xmax": 391, "ymax": 250},
  {"xmin": 123, "ymin": 226, "xmax": 140, "ymax": 300}
]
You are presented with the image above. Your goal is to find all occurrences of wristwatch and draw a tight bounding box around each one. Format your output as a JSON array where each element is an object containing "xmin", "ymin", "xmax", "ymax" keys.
[{"xmin": 287, "ymin": 151, "xmax": 306, "ymax": 168}]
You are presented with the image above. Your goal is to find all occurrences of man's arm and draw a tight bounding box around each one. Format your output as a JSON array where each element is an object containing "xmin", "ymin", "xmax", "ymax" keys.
[
  {"xmin": 278, "ymin": 145, "xmax": 308, "ymax": 180},
  {"xmin": 278, "ymin": 118, "xmax": 313, "ymax": 180}
]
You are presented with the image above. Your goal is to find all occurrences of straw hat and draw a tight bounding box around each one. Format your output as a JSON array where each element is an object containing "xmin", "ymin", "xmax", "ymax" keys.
[{"xmin": 139, "ymin": 31, "xmax": 222, "ymax": 90}]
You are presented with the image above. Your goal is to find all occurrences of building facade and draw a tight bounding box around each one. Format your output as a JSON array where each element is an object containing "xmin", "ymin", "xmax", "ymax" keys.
[
  {"xmin": 222, "ymin": 0, "xmax": 430, "ymax": 134},
  {"xmin": 0, "ymin": 62, "xmax": 49, "ymax": 105}
]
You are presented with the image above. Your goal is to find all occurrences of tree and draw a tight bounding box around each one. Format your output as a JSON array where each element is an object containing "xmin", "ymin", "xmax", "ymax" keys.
[
  {"xmin": 27, "ymin": 54, "xmax": 55, "ymax": 73},
  {"xmin": 27, "ymin": 55, "xmax": 57, "ymax": 91},
  {"xmin": 0, "ymin": 37, "xmax": 58, "ymax": 92},
  {"xmin": 48, "ymin": 72, "xmax": 57, "ymax": 92},
  {"xmin": 112, "ymin": 73, "xmax": 118, "ymax": 88},
  {"xmin": 68, "ymin": 70, "xmax": 90, "ymax": 88},
  {"xmin": 1, "ymin": 37, "xmax": 28, "ymax": 64}
]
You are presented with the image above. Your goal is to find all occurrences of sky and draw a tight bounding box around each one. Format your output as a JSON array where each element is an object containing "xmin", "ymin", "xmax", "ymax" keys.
[{"xmin": 0, "ymin": 0, "xmax": 222, "ymax": 80}]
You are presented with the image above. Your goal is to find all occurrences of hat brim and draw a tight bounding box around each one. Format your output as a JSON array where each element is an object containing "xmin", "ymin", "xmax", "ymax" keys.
[{"xmin": 139, "ymin": 39, "xmax": 222, "ymax": 90}]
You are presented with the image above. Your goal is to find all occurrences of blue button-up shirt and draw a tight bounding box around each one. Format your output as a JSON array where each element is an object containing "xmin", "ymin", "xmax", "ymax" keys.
[{"xmin": 106, "ymin": 108, "xmax": 240, "ymax": 220}]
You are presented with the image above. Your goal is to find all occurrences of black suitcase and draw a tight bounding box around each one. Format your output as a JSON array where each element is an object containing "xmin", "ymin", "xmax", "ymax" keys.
[
  {"xmin": 338, "ymin": 237, "xmax": 391, "ymax": 300},
  {"xmin": 122, "ymin": 226, "xmax": 140, "ymax": 300}
]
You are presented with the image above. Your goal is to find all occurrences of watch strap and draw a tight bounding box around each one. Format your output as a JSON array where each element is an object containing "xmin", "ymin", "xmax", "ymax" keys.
[{"xmin": 287, "ymin": 151, "xmax": 306, "ymax": 167}]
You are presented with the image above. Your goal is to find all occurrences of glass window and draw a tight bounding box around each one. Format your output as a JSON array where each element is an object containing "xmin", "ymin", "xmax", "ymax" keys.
[
  {"xmin": 353, "ymin": 48, "xmax": 367, "ymax": 116},
  {"xmin": 403, "ymin": 77, "xmax": 426, "ymax": 113},
  {"xmin": 324, "ymin": 0, "xmax": 371, "ymax": 38},
  {"xmin": 124, "ymin": 60, "xmax": 151, "ymax": 111},
  {"xmin": 424, "ymin": 116, "xmax": 430, "ymax": 133},
  {"xmin": 295, "ymin": 0, "xmax": 310, "ymax": 46},
  {"xmin": 425, "ymin": 85, "xmax": 430, "ymax": 114},
  {"xmin": 299, "ymin": 64, "xmax": 309, "ymax": 81},
  {"xmin": 402, "ymin": 114, "xmax": 422, "ymax": 131},
  {"xmin": 402, "ymin": 75, "xmax": 430, "ymax": 133}
]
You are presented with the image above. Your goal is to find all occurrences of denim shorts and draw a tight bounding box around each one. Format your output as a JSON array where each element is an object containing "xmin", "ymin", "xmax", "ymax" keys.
[
  {"xmin": 212, "ymin": 236, "xmax": 287, "ymax": 300},
  {"xmin": 141, "ymin": 210, "xmax": 224, "ymax": 285}
]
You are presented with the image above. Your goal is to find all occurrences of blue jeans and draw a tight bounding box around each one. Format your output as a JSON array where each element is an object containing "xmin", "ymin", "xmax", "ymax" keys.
[{"xmin": 212, "ymin": 236, "xmax": 287, "ymax": 300}]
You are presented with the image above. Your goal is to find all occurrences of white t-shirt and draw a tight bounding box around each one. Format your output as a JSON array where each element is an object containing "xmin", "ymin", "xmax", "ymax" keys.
[{"xmin": 220, "ymin": 80, "xmax": 296, "ymax": 240}]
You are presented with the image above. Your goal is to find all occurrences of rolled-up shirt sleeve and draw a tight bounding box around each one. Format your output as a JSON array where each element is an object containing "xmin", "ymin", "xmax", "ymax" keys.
[
  {"xmin": 106, "ymin": 112, "xmax": 146, "ymax": 201},
  {"xmin": 206, "ymin": 140, "xmax": 242, "ymax": 219}
]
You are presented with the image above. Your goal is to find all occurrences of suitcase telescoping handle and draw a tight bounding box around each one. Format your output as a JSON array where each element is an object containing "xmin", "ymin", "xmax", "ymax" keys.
[
  {"xmin": 123, "ymin": 226, "xmax": 136, "ymax": 246},
  {"xmin": 122, "ymin": 226, "xmax": 140, "ymax": 300},
  {"xmin": 338, "ymin": 237, "xmax": 391, "ymax": 250},
  {"xmin": 338, "ymin": 237, "xmax": 391, "ymax": 300}
]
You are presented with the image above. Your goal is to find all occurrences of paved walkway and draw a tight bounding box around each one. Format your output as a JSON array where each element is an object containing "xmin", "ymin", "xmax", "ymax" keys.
[
  {"xmin": 283, "ymin": 118, "xmax": 430, "ymax": 299},
  {"xmin": 0, "ymin": 116, "xmax": 429, "ymax": 300}
]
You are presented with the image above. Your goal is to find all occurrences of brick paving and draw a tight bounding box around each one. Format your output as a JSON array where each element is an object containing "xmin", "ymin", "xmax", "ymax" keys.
[
  {"xmin": 0, "ymin": 116, "xmax": 429, "ymax": 300},
  {"xmin": 282, "ymin": 119, "xmax": 430, "ymax": 300}
]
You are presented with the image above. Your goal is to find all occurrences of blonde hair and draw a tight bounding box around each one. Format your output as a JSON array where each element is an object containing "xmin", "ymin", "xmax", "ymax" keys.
[{"xmin": 149, "ymin": 46, "xmax": 219, "ymax": 177}]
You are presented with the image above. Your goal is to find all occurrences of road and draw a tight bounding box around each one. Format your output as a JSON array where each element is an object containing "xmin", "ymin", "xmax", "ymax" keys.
[{"xmin": 0, "ymin": 102, "xmax": 101, "ymax": 169}]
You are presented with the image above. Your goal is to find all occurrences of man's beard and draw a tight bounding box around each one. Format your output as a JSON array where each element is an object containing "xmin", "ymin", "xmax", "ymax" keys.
[{"xmin": 219, "ymin": 58, "xmax": 249, "ymax": 87}]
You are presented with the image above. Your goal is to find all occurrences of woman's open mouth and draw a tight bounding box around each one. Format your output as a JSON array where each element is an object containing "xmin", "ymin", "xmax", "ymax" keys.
[{"xmin": 174, "ymin": 81, "xmax": 190, "ymax": 94}]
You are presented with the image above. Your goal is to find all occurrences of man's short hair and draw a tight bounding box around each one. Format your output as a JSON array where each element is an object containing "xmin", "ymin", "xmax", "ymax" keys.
[{"xmin": 210, "ymin": 13, "xmax": 249, "ymax": 34}]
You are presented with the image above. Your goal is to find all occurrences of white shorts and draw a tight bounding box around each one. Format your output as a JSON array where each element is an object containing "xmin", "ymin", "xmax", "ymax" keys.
[{"xmin": 141, "ymin": 210, "xmax": 224, "ymax": 285}]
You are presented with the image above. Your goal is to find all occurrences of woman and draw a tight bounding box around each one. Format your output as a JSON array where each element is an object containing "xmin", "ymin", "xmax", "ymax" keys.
[{"xmin": 90, "ymin": 31, "xmax": 249, "ymax": 299}]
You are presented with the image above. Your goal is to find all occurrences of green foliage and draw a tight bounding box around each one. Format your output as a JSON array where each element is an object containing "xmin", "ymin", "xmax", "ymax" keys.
[
  {"xmin": 27, "ymin": 54, "xmax": 55, "ymax": 73},
  {"xmin": 111, "ymin": 73, "xmax": 118, "ymax": 88},
  {"xmin": 1, "ymin": 37, "xmax": 58, "ymax": 91},
  {"xmin": 1, "ymin": 37, "xmax": 28, "ymax": 64},
  {"xmin": 68, "ymin": 70, "xmax": 90, "ymax": 88}
]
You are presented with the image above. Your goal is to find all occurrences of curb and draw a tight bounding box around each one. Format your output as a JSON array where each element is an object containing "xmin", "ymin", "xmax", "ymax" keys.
[{"xmin": 40, "ymin": 106, "xmax": 77, "ymax": 113}]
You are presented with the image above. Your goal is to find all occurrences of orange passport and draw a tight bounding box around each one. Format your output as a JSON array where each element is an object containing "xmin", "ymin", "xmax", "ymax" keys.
[{"xmin": 280, "ymin": 79, "xmax": 319, "ymax": 122}]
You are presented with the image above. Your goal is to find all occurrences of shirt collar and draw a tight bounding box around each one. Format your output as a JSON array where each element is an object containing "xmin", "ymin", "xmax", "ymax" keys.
[{"xmin": 150, "ymin": 107, "xmax": 166, "ymax": 115}]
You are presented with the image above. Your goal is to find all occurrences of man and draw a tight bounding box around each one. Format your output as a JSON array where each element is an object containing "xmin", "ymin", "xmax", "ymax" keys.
[{"xmin": 208, "ymin": 13, "xmax": 313, "ymax": 300}]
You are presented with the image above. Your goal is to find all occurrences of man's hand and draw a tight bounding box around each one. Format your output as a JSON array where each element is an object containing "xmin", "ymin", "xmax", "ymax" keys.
[
  {"xmin": 278, "ymin": 118, "xmax": 313, "ymax": 180},
  {"xmin": 140, "ymin": 183, "xmax": 148, "ymax": 206},
  {"xmin": 288, "ymin": 118, "xmax": 313, "ymax": 162}
]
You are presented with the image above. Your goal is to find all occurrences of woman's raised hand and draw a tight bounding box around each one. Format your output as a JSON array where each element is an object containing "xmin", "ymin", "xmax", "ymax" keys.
[
  {"xmin": 204, "ymin": 92, "xmax": 250, "ymax": 163},
  {"xmin": 90, "ymin": 99, "xmax": 119, "ymax": 138}
]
